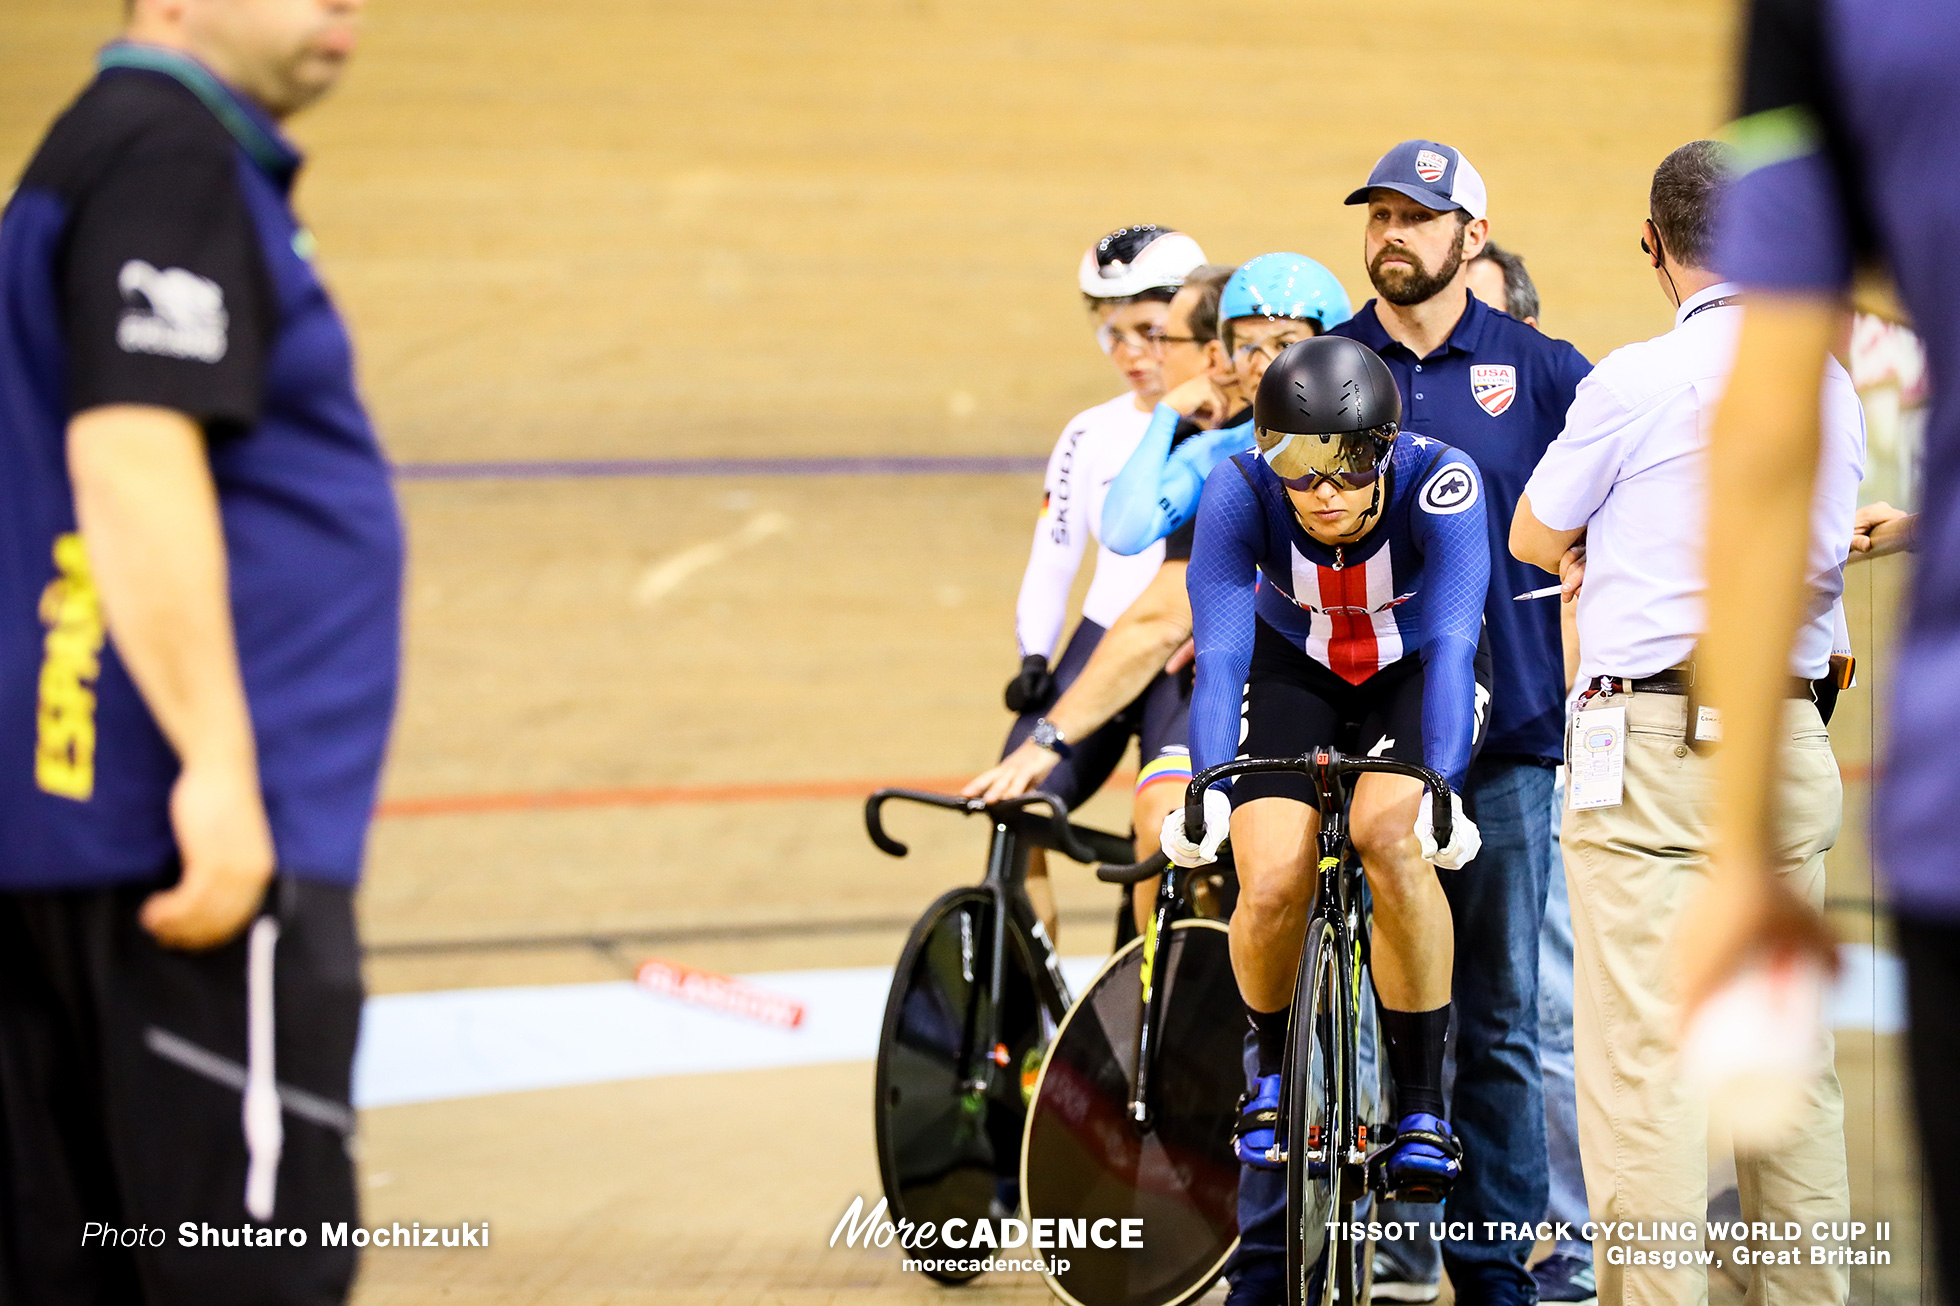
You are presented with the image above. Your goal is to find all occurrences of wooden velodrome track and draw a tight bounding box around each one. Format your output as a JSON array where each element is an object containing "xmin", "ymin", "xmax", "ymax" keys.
[{"xmin": 1, "ymin": 1, "xmax": 1923, "ymax": 1301}]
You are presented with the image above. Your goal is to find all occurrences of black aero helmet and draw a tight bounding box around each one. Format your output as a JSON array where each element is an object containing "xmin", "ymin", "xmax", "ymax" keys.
[{"xmin": 1252, "ymin": 336, "xmax": 1402, "ymax": 490}]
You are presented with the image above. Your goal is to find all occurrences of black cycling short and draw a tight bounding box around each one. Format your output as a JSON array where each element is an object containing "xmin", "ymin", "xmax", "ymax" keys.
[
  {"xmin": 1231, "ymin": 619, "xmax": 1490, "ymax": 809},
  {"xmin": 1003, "ymin": 619, "xmax": 1191, "ymax": 811}
]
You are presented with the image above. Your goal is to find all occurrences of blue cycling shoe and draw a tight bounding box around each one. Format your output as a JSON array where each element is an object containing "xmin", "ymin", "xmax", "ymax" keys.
[
  {"xmin": 1380, "ymin": 1112, "xmax": 1463, "ymax": 1203},
  {"xmin": 1232, "ymin": 1073, "xmax": 1284, "ymax": 1170}
]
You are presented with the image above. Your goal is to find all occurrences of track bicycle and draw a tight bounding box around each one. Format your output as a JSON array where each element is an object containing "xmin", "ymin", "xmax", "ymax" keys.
[
  {"xmin": 1176, "ymin": 748, "xmax": 1456, "ymax": 1306},
  {"xmin": 1019, "ymin": 846, "xmax": 1244, "ymax": 1306},
  {"xmin": 865, "ymin": 788, "xmax": 1133, "ymax": 1285}
]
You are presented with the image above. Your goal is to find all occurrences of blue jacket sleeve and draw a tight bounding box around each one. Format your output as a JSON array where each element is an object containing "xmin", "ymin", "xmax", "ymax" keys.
[
  {"xmin": 1102, "ymin": 405, "xmax": 1253, "ymax": 556},
  {"xmin": 1410, "ymin": 453, "xmax": 1491, "ymax": 792},
  {"xmin": 1185, "ymin": 462, "xmax": 1265, "ymax": 786}
]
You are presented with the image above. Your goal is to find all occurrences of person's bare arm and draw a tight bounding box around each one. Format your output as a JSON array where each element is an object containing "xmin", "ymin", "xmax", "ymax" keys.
[
  {"xmin": 1509, "ymin": 492, "xmax": 1585, "ymax": 574},
  {"xmin": 1561, "ymin": 576, "xmax": 1581, "ymax": 694},
  {"xmin": 964, "ymin": 560, "xmax": 1192, "ymax": 802},
  {"xmin": 1675, "ymin": 296, "xmax": 1845, "ymax": 1013},
  {"xmin": 1848, "ymin": 500, "xmax": 1914, "ymax": 561},
  {"xmin": 69, "ymin": 404, "xmax": 274, "ymax": 949},
  {"xmin": 1043, "ymin": 560, "xmax": 1192, "ymax": 740}
]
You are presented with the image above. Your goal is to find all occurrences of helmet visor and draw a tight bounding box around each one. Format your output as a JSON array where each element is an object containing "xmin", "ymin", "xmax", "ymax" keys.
[{"xmin": 1255, "ymin": 423, "xmax": 1397, "ymax": 489}]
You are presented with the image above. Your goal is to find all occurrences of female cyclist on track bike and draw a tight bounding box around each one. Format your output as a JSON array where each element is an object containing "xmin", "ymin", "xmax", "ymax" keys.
[{"xmin": 1162, "ymin": 335, "xmax": 1492, "ymax": 1299}]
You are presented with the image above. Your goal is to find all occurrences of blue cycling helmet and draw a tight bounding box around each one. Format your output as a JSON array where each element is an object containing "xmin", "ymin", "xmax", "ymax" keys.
[{"xmin": 1217, "ymin": 253, "xmax": 1353, "ymax": 333}]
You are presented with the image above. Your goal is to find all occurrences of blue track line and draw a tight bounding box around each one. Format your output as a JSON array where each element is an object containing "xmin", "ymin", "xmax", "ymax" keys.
[{"xmin": 393, "ymin": 454, "xmax": 1047, "ymax": 482}]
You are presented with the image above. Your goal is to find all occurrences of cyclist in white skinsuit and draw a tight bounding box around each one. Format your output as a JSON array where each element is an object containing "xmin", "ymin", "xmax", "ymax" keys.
[
  {"xmin": 1002, "ymin": 225, "xmax": 1207, "ymax": 941},
  {"xmin": 1013, "ymin": 393, "xmax": 1170, "ymax": 671}
]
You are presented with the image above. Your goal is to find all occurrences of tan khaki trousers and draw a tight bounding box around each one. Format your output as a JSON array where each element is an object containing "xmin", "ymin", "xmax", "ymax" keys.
[{"xmin": 1562, "ymin": 691, "xmax": 1850, "ymax": 1306}]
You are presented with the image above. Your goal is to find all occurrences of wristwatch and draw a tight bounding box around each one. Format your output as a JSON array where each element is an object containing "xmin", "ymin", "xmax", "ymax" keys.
[{"xmin": 1030, "ymin": 718, "xmax": 1073, "ymax": 759}]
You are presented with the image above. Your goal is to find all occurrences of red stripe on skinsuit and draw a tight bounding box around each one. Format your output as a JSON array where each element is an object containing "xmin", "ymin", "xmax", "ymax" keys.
[{"xmin": 1318, "ymin": 559, "xmax": 1377, "ymax": 685}]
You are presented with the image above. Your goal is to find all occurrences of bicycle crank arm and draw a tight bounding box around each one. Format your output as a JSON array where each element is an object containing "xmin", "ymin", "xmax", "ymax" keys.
[{"xmin": 1358, "ymin": 1139, "xmax": 1406, "ymax": 1195}]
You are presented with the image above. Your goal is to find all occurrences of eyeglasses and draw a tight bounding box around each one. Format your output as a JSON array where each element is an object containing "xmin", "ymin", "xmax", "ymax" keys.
[
  {"xmin": 1096, "ymin": 324, "xmax": 1166, "ymax": 355},
  {"xmin": 1154, "ymin": 332, "xmax": 1202, "ymax": 348},
  {"xmin": 1232, "ymin": 331, "xmax": 1315, "ymax": 364},
  {"xmin": 1255, "ymin": 423, "xmax": 1398, "ymax": 490}
]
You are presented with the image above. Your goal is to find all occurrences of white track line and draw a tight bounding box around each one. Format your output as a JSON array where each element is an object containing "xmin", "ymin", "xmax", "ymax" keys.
[
  {"xmin": 631, "ymin": 510, "xmax": 789, "ymax": 606},
  {"xmin": 352, "ymin": 948, "xmax": 1900, "ymax": 1110},
  {"xmin": 354, "ymin": 956, "xmax": 1107, "ymax": 1108}
]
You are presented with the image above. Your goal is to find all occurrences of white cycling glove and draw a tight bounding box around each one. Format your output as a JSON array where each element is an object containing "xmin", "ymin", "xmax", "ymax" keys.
[
  {"xmin": 1161, "ymin": 788, "xmax": 1232, "ymax": 868},
  {"xmin": 1416, "ymin": 789, "xmax": 1481, "ymax": 870}
]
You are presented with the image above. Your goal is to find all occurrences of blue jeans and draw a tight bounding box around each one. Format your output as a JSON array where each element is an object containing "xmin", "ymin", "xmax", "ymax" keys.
[
  {"xmin": 1233, "ymin": 760, "xmax": 1554, "ymax": 1303},
  {"xmin": 1539, "ymin": 773, "xmax": 1591, "ymax": 1261},
  {"xmin": 1437, "ymin": 759, "xmax": 1552, "ymax": 1300}
]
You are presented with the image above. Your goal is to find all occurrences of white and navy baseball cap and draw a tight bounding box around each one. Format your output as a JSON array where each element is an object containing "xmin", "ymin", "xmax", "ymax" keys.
[{"xmin": 1344, "ymin": 140, "xmax": 1488, "ymax": 221}]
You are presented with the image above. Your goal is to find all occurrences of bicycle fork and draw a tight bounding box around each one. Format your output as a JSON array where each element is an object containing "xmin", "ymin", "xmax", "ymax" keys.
[
  {"xmin": 1127, "ymin": 865, "xmax": 1182, "ymax": 1128},
  {"xmin": 1277, "ymin": 842, "xmax": 1357, "ymax": 1173}
]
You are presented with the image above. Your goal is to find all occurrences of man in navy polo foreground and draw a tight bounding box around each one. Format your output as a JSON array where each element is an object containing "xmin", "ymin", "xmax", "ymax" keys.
[
  {"xmin": 1330, "ymin": 141, "xmax": 1592, "ymax": 1306},
  {"xmin": 0, "ymin": 0, "xmax": 399, "ymax": 1300}
]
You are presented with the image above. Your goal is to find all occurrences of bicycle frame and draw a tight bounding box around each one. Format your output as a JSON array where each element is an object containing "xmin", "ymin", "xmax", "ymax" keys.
[
  {"xmin": 867, "ymin": 789, "xmax": 1131, "ymax": 1099},
  {"xmin": 1093, "ymin": 850, "xmax": 1190, "ymax": 1128},
  {"xmin": 1173, "ymin": 748, "xmax": 1451, "ymax": 1174}
]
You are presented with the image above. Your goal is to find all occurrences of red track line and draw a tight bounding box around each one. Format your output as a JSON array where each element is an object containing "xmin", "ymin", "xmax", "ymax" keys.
[{"xmin": 374, "ymin": 772, "xmax": 1142, "ymax": 819}]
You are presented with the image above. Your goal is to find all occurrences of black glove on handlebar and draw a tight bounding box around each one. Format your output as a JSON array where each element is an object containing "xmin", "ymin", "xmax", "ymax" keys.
[{"xmin": 1004, "ymin": 654, "xmax": 1055, "ymax": 713}]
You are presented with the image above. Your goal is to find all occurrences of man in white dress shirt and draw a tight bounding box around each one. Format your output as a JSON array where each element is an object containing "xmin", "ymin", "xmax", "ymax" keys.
[{"xmin": 1510, "ymin": 141, "xmax": 1862, "ymax": 1306}]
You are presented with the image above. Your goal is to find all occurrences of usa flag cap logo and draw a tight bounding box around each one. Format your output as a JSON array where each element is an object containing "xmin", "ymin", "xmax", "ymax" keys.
[{"xmin": 1344, "ymin": 140, "xmax": 1488, "ymax": 221}]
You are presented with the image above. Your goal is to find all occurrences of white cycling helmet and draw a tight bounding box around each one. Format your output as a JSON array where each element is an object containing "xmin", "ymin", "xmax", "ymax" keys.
[{"xmin": 1077, "ymin": 226, "xmax": 1207, "ymax": 301}]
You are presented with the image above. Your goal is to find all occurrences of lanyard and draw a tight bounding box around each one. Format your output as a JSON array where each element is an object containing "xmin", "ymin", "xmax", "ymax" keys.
[
  {"xmin": 1680, "ymin": 294, "xmax": 1743, "ymax": 324},
  {"xmin": 98, "ymin": 44, "xmax": 296, "ymax": 182}
]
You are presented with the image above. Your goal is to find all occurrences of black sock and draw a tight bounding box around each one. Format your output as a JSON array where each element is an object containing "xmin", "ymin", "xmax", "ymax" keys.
[
  {"xmin": 1248, "ymin": 1003, "xmax": 1291, "ymax": 1078},
  {"xmin": 1379, "ymin": 1003, "xmax": 1450, "ymax": 1120}
]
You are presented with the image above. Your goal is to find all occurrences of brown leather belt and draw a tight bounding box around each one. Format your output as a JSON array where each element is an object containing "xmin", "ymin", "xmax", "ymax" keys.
[{"xmin": 1586, "ymin": 667, "xmax": 1815, "ymax": 700}]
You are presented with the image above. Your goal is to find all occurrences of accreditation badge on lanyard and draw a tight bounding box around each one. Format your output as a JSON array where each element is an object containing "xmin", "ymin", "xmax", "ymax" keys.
[{"xmin": 1568, "ymin": 703, "xmax": 1627, "ymax": 810}]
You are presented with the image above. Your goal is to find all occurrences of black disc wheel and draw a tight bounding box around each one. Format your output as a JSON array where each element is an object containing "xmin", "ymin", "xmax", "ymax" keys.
[
  {"xmin": 1021, "ymin": 919, "xmax": 1242, "ymax": 1306},
  {"xmin": 874, "ymin": 887, "xmax": 1045, "ymax": 1284},
  {"xmin": 1284, "ymin": 919, "xmax": 1345, "ymax": 1304}
]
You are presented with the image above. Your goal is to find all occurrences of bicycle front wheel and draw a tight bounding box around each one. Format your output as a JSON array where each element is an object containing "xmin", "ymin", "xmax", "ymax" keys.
[
  {"xmin": 1330, "ymin": 929, "xmax": 1394, "ymax": 1305},
  {"xmin": 1022, "ymin": 918, "xmax": 1241, "ymax": 1306},
  {"xmin": 1284, "ymin": 917, "xmax": 1345, "ymax": 1304},
  {"xmin": 874, "ymin": 886, "xmax": 1044, "ymax": 1283}
]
